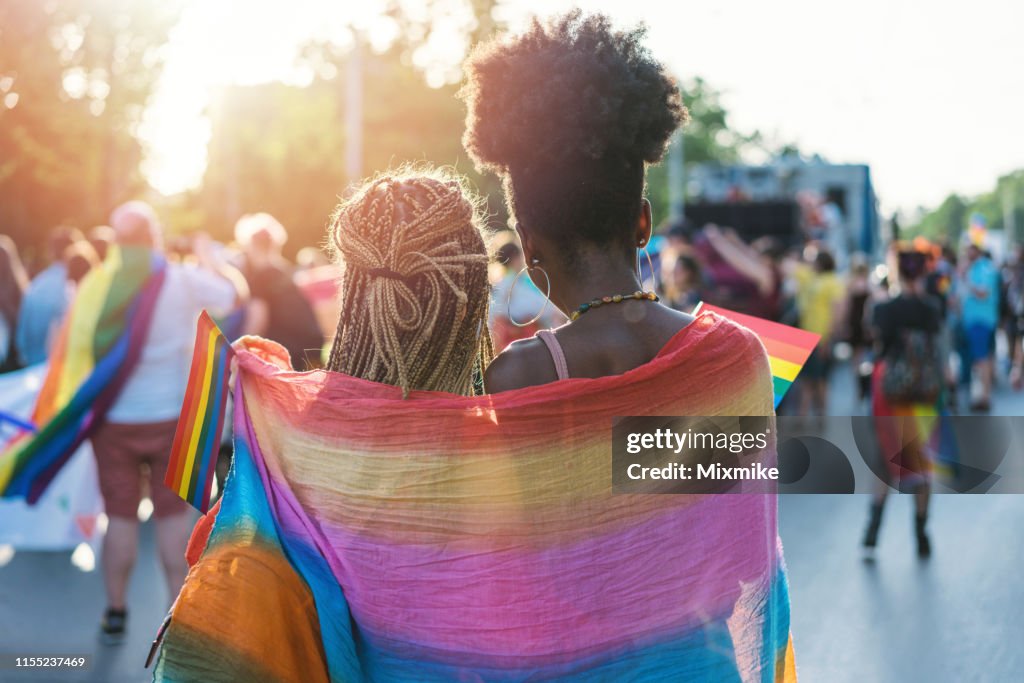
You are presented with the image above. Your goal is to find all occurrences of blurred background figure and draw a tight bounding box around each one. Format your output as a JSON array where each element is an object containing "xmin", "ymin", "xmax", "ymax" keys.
[
  {"xmin": 1001, "ymin": 244, "xmax": 1024, "ymax": 389},
  {"xmin": 923, "ymin": 243, "xmax": 958, "ymax": 407},
  {"xmin": 235, "ymin": 212, "xmax": 324, "ymax": 369},
  {"xmin": 92, "ymin": 200, "xmax": 244, "ymax": 644},
  {"xmin": 87, "ymin": 225, "xmax": 116, "ymax": 262},
  {"xmin": 295, "ymin": 245, "xmax": 330, "ymax": 271},
  {"xmin": 959, "ymin": 242, "xmax": 1000, "ymax": 411},
  {"xmin": 15, "ymin": 226, "xmax": 81, "ymax": 366},
  {"xmin": 661, "ymin": 249, "xmax": 703, "ymax": 312},
  {"xmin": 293, "ymin": 249, "xmax": 343, "ymax": 358},
  {"xmin": 691, "ymin": 224, "xmax": 783, "ymax": 320},
  {"xmin": 488, "ymin": 233, "xmax": 564, "ymax": 350},
  {"xmin": 864, "ymin": 247, "xmax": 942, "ymax": 559},
  {"xmin": 0, "ymin": 236, "xmax": 29, "ymax": 373},
  {"xmin": 793, "ymin": 245, "xmax": 846, "ymax": 415},
  {"xmin": 64, "ymin": 240, "xmax": 101, "ymax": 286},
  {"xmin": 845, "ymin": 253, "xmax": 874, "ymax": 401}
]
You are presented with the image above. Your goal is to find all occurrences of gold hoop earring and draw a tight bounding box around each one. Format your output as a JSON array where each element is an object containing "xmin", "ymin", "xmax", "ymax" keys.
[{"xmin": 507, "ymin": 258, "xmax": 551, "ymax": 327}]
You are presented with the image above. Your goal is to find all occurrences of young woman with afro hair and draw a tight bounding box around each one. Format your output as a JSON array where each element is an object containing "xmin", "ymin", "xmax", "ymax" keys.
[
  {"xmin": 461, "ymin": 14, "xmax": 795, "ymax": 681},
  {"xmin": 461, "ymin": 11, "xmax": 699, "ymax": 389}
]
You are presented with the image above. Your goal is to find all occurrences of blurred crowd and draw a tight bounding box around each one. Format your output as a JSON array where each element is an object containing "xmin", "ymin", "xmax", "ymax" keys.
[
  {"xmin": 0, "ymin": 215, "xmax": 335, "ymax": 375},
  {"xmin": 623, "ymin": 219, "xmax": 1023, "ymax": 416},
  {"xmin": 4, "ymin": 210, "xmax": 1023, "ymax": 418}
]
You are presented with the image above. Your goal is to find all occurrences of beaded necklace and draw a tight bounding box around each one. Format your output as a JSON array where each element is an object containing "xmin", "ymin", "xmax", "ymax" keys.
[{"xmin": 569, "ymin": 290, "xmax": 659, "ymax": 321}]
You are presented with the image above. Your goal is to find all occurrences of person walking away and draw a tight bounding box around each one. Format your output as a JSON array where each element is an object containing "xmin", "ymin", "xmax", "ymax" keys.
[
  {"xmin": 960, "ymin": 243, "xmax": 1000, "ymax": 411},
  {"xmin": 91, "ymin": 202, "xmax": 244, "ymax": 643},
  {"xmin": 794, "ymin": 247, "xmax": 846, "ymax": 415},
  {"xmin": 864, "ymin": 247, "xmax": 942, "ymax": 558},
  {"xmin": 464, "ymin": 12, "xmax": 795, "ymax": 678}
]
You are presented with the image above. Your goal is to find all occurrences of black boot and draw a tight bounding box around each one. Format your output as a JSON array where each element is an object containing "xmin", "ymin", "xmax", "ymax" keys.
[
  {"xmin": 915, "ymin": 513, "xmax": 931, "ymax": 558},
  {"xmin": 863, "ymin": 501, "xmax": 884, "ymax": 550},
  {"xmin": 100, "ymin": 607, "xmax": 127, "ymax": 645}
]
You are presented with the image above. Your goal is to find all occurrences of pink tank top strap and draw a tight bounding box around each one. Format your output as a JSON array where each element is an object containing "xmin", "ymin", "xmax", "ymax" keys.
[{"xmin": 536, "ymin": 329, "xmax": 570, "ymax": 381}]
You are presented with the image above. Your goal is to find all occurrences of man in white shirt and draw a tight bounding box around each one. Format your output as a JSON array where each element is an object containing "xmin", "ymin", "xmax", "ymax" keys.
[{"xmin": 90, "ymin": 201, "xmax": 245, "ymax": 643}]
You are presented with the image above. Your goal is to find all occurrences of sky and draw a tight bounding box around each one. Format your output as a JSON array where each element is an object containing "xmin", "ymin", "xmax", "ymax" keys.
[{"xmin": 140, "ymin": 0, "xmax": 1024, "ymax": 214}]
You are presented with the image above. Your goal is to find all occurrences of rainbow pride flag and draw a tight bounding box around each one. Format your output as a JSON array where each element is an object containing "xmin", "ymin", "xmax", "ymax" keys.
[
  {"xmin": 0, "ymin": 246, "xmax": 165, "ymax": 503},
  {"xmin": 694, "ymin": 302, "xmax": 819, "ymax": 409},
  {"xmin": 165, "ymin": 311, "xmax": 233, "ymax": 514},
  {"xmin": 155, "ymin": 311, "xmax": 795, "ymax": 681}
]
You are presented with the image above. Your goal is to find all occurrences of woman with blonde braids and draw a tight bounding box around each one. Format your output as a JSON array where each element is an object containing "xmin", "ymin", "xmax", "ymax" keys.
[
  {"xmin": 325, "ymin": 167, "xmax": 492, "ymax": 396},
  {"xmin": 182, "ymin": 166, "xmax": 492, "ymax": 568}
]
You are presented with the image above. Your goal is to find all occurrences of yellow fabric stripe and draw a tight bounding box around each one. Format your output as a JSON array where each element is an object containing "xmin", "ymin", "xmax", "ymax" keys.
[
  {"xmin": 768, "ymin": 356, "xmax": 802, "ymax": 383},
  {"xmin": 0, "ymin": 437, "xmax": 22, "ymax": 487},
  {"xmin": 58, "ymin": 246, "xmax": 121, "ymax": 405},
  {"xmin": 178, "ymin": 327, "xmax": 220, "ymax": 499}
]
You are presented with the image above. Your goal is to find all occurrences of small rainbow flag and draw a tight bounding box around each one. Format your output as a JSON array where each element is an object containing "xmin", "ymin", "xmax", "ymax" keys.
[
  {"xmin": 695, "ymin": 302, "xmax": 819, "ymax": 408},
  {"xmin": 165, "ymin": 311, "xmax": 234, "ymax": 513}
]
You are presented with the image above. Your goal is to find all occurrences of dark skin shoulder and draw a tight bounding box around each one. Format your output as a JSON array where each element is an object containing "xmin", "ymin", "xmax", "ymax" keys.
[{"xmin": 485, "ymin": 303, "xmax": 695, "ymax": 392}]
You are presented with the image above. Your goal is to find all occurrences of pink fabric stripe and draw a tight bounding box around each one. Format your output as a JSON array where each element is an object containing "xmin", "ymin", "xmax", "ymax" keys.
[
  {"xmin": 261, "ymin": 460, "xmax": 776, "ymax": 657},
  {"xmin": 536, "ymin": 329, "xmax": 570, "ymax": 380}
]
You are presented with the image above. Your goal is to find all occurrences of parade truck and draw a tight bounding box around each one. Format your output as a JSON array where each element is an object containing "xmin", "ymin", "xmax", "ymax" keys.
[{"xmin": 685, "ymin": 155, "xmax": 882, "ymax": 268}]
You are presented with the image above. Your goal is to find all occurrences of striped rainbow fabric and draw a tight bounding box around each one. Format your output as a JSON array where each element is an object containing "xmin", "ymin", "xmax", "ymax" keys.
[
  {"xmin": 156, "ymin": 311, "xmax": 796, "ymax": 682},
  {"xmin": 695, "ymin": 303, "xmax": 819, "ymax": 409},
  {"xmin": 0, "ymin": 246, "xmax": 165, "ymax": 503},
  {"xmin": 165, "ymin": 310, "xmax": 234, "ymax": 514}
]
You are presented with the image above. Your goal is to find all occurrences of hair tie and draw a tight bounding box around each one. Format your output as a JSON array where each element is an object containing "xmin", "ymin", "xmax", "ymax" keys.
[{"xmin": 366, "ymin": 267, "xmax": 415, "ymax": 284}]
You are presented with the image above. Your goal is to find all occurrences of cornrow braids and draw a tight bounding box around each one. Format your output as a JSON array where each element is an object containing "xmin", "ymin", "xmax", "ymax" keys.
[{"xmin": 326, "ymin": 168, "xmax": 493, "ymax": 397}]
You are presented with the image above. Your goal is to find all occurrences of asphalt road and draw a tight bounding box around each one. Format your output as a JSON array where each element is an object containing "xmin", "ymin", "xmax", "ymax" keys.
[{"xmin": 1, "ymin": 362, "xmax": 1021, "ymax": 682}]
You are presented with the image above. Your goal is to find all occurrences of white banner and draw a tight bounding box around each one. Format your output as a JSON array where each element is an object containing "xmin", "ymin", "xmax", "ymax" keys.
[{"xmin": 0, "ymin": 365, "xmax": 104, "ymax": 551}]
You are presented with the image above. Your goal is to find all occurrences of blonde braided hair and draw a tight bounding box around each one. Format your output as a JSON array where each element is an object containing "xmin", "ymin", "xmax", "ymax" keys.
[{"xmin": 326, "ymin": 168, "xmax": 493, "ymax": 397}]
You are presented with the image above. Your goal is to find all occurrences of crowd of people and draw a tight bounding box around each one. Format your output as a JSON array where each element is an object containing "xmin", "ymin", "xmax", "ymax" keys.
[
  {"xmin": 623, "ymin": 220, "xmax": 1024, "ymax": 417},
  {"xmin": 6, "ymin": 192, "xmax": 1020, "ymax": 426},
  {"xmin": 1, "ymin": 7, "xmax": 1019, "ymax": 680}
]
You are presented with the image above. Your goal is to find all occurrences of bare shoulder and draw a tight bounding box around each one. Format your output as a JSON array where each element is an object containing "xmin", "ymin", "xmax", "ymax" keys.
[{"xmin": 484, "ymin": 336, "xmax": 560, "ymax": 393}]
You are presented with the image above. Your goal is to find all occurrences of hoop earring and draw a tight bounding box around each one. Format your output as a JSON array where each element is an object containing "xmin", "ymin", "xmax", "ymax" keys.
[
  {"xmin": 507, "ymin": 259, "xmax": 551, "ymax": 327},
  {"xmin": 636, "ymin": 243, "xmax": 657, "ymax": 294}
]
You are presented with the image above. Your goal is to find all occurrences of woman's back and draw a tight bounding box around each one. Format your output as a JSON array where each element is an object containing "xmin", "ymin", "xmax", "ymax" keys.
[
  {"xmin": 487, "ymin": 304, "xmax": 695, "ymax": 388},
  {"xmin": 874, "ymin": 293, "xmax": 940, "ymax": 358}
]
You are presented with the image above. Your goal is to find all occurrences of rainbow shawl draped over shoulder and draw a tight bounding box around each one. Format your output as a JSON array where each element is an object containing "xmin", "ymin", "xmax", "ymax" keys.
[
  {"xmin": 157, "ymin": 311, "xmax": 796, "ymax": 682},
  {"xmin": 0, "ymin": 246, "xmax": 166, "ymax": 503}
]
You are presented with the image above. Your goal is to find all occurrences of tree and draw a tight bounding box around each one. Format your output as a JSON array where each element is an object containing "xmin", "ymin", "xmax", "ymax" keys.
[
  {"xmin": 646, "ymin": 77, "xmax": 764, "ymax": 226},
  {"xmin": 190, "ymin": 45, "xmax": 497, "ymax": 251},
  {"xmin": 159, "ymin": 1, "xmax": 766, "ymax": 251},
  {"xmin": 0, "ymin": 0, "xmax": 179, "ymax": 261},
  {"xmin": 912, "ymin": 170, "xmax": 1024, "ymax": 244}
]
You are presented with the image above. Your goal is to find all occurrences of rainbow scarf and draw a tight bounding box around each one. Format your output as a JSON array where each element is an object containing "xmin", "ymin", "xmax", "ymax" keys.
[
  {"xmin": 0, "ymin": 246, "xmax": 166, "ymax": 503},
  {"xmin": 156, "ymin": 312, "xmax": 796, "ymax": 682}
]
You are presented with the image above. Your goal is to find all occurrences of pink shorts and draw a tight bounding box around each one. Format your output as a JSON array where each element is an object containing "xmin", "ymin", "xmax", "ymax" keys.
[{"xmin": 91, "ymin": 419, "xmax": 188, "ymax": 519}]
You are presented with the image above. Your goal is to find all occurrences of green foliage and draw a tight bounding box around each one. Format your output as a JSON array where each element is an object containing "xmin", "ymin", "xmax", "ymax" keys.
[
  {"xmin": 2, "ymin": 0, "xmax": 772, "ymax": 264},
  {"xmin": 0, "ymin": 0, "xmax": 179, "ymax": 263},
  {"xmin": 912, "ymin": 170, "xmax": 1024, "ymax": 244},
  {"xmin": 189, "ymin": 45, "xmax": 503, "ymax": 252},
  {"xmin": 646, "ymin": 77, "xmax": 763, "ymax": 227}
]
